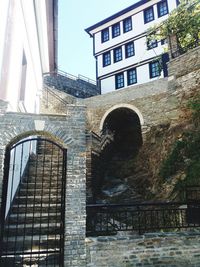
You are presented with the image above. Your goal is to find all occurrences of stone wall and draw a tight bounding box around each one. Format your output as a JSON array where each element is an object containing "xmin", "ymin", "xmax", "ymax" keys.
[
  {"xmin": 81, "ymin": 78, "xmax": 171, "ymax": 136},
  {"xmin": 86, "ymin": 232, "xmax": 200, "ymax": 267},
  {"xmin": 40, "ymin": 86, "xmax": 77, "ymax": 114},
  {"xmin": 0, "ymin": 103, "xmax": 87, "ymax": 267},
  {"xmin": 82, "ymin": 46, "xmax": 200, "ymax": 138},
  {"xmin": 168, "ymin": 46, "xmax": 200, "ymax": 78}
]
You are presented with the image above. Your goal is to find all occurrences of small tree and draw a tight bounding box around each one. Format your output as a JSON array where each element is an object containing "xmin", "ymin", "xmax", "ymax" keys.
[{"xmin": 147, "ymin": 0, "xmax": 200, "ymax": 51}]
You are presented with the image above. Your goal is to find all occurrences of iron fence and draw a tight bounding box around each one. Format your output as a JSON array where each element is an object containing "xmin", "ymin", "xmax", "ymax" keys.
[
  {"xmin": 86, "ymin": 201, "xmax": 200, "ymax": 236},
  {"xmin": 172, "ymin": 39, "xmax": 200, "ymax": 58}
]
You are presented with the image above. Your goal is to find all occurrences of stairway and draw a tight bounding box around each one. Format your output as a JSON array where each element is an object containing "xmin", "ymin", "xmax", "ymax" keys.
[{"xmin": 0, "ymin": 140, "xmax": 65, "ymax": 267}]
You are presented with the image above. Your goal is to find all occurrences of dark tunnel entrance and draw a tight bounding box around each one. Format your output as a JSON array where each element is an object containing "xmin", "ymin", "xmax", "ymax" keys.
[
  {"xmin": 92, "ymin": 107, "xmax": 143, "ymax": 203},
  {"xmin": 102, "ymin": 107, "xmax": 142, "ymax": 156}
]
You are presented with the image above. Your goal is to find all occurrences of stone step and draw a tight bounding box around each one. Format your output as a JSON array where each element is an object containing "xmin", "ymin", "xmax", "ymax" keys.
[
  {"xmin": 1, "ymin": 234, "xmax": 61, "ymax": 252},
  {"xmin": 21, "ymin": 182, "xmax": 62, "ymax": 189},
  {"xmin": 8, "ymin": 212, "xmax": 60, "ymax": 224},
  {"xmin": 0, "ymin": 257, "xmax": 60, "ymax": 267},
  {"xmin": 14, "ymin": 195, "xmax": 61, "ymax": 205},
  {"xmin": 24, "ymin": 169, "xmax": 63, "ymax": 176},
  {"xmin": 5, "ymin": 223, "xmax": 61, "ymax": 236},
  {"xmin": 11, "ymin": 203, "xmax": 61, "ymax": 213},
  {"xmin": 18, "ymin": 188, "xmax": 62, "ymax": 196}
]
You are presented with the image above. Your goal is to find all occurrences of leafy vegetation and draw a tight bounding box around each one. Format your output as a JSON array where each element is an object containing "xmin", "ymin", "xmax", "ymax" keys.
[
  {"xmin": 147, "ymin": 0, "xmax": 200, "ymax": 51},
  {"xmin": 159, "ymin": 94, "xmax": 200, "ymax": 198}
]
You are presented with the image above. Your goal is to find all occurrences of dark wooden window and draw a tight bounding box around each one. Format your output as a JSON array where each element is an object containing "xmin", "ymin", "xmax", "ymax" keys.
[
  {"xmin": 103, "ymin": 51, "xmax": 111, "ymax": 67},
  {"xmin": 157, "ymin": 0, "xmax": 168, "ymax": 17},
  {"xmin": 112, "ymin": 22, "xmax": 120, "ymax": 38},
  {"xmin": 101, "ymin": 28, "xmax": 109, "ymax": 43},
  {"xmin": 144, "ymin": 6, "xmax": 154, "ymax": 23},
  {"xmin": 125, "ymin": 42, "xmax": 135, "ymax": 58},
  {"xmin": 149, "ymin": 61, "xmax": 161, "ymax": 78},
  {"xmin": 113, "ymin": 47, "xmax": 122, "ymax": 63},
  {"xmin": 147, "ymin": 39, "xmax": 158, "ymax": 50},
  {"xmin": 123, "ymin": 17, "xmax": 132, "ymax": 33},
  {"xmin": 127, "ymin": 68, "xmax": 137, "ymax": 85},
  {"xmin": 115, "ymin": 72, "xmax": 124, "ymax": 89}
]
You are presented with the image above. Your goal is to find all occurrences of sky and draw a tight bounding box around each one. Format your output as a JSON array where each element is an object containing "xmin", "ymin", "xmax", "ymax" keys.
[{"xmin": 58, "ymin": 0, "xmax": 139, "ymax": 80}]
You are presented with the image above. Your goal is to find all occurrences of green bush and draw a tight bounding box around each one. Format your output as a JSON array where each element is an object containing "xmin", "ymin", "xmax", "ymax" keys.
[{"xmin": 159, "ymin": 95, "xmax": 200, "ymax": 197}]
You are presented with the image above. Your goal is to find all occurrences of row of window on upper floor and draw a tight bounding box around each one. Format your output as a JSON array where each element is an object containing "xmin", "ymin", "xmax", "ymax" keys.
[
  {"xmin": 101, "ymin": 0, "xmax": 169, "ymax": 43},
  {"xmin": 115, "ymin": 60, "xmax": 161, "ymax": 89},
  {"xmin": 102, "ymin": 38, "xmax": 166, "ymax": 67}
]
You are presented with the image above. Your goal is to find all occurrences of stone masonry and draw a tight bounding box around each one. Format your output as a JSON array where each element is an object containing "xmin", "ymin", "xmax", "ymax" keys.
[
  {"xmin": 0, "ymin": 104, "xmax": 87, "ymax": 267},
  {"xmin": 39, "ymin": 46, "xmax": 200, "ymax": 267},
  {"xmin": 86, "ymin": 232, "xmax": 200, "ymax": 267},
  {"xmin": 0, "ymin": 47, "xmax": 199, "ymax": 267}
]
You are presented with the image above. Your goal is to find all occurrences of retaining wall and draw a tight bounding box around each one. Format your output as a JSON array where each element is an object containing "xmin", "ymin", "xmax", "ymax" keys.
[{"xmin": 86, "ymin": 232, "xmax": 200, "ymax": 267}]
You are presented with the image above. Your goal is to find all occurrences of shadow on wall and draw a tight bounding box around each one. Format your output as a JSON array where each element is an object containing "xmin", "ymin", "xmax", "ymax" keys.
[{"xmin": 92, "ymin": 107, "xmax": 143, "ymax": 202}]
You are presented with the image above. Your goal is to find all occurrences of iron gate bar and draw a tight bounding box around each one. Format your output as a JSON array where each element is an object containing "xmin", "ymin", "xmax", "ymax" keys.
[{"xmin": 0, "ymin": 137, "xmax": 67, "ymax": 267}]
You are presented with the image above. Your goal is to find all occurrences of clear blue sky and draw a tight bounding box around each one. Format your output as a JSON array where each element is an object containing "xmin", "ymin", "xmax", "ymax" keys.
[{"xmin": 58, "ymin": 0, "xmax": 138, "ymax": 80}]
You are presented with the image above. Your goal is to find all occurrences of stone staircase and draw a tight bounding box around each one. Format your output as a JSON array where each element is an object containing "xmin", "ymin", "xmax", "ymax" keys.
[{"xmin": 0, "ymin": 140, "xmax": 65, "ymax": 266}]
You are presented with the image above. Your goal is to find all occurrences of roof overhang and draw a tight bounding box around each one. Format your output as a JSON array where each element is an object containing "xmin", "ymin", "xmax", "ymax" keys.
[{"xmin": 85, "ymin": 0, "xmax": 151, "ymax": 36}]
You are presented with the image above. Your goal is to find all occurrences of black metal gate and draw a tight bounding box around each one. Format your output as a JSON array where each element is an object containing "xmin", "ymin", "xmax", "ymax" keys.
[{"xmin": 0, "ymin": 137, "xmax": 67, "ymax": 266}]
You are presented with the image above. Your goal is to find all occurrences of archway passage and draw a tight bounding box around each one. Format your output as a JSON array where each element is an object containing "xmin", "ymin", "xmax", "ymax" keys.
[
  {"xmin": 0, "ymin": 136, "xmax": 67, "ymax": 266},
  {"xmin": 102, "ymin": 107, "xmax": 142, "ymax": 156},
  {"xmin": 92, "ymin": 107, "xmax": 143, "ymax": 202}
]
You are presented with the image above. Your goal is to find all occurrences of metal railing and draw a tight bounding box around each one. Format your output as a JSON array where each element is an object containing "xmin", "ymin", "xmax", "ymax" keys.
[
  {"xmin": 44, "ymin": 69, "xmax": 97, "ymax": 86},
  {"xmin": 43, "ymin": 85, "xmax": 74, "ymax": 108},
  {"xmin": 86, "ymin": 130, "xmax": 115, "ymax": 155},
  {"xmin": 87, "ymin": 201, "xmax": 200, "ymax": 236},
  {"xmin": 172, "ymin": 39, "xmax": 200, "ymax": 58}
]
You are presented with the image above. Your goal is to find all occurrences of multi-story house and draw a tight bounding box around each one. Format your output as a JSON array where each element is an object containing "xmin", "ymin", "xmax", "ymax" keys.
[
  {"xmin": 85, "ymin": 0, "xmax": 179, "ymax": 94},
  {"xmin": 0, "ymin": 0, "xmax": 57, "ymax": 113}
]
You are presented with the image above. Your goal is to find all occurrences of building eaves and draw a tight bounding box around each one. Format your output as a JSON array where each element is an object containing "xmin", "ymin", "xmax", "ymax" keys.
[{"xmin": 85, "ymin": 0, "xmax": 151, "ymax": 36}]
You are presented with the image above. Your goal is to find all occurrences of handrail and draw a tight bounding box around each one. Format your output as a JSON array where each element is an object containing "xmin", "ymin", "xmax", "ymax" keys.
[
  {"xmin": 172, "ymin": 39, "xmax": 200, "ymax": 58},
  {"xmin": 86, "ymin": 201, "xmax": 189, "ymax": 208},
  {"xmin": 43, "ymin": 69, "xmax": 97, "ymax": 85},
  {"xmin": 86, "ymin": 130, "xmax": 114, "ymax": 153},
  {"xmin": 43, "ymin": 85, "xmax": 72, "ymax": 107}
]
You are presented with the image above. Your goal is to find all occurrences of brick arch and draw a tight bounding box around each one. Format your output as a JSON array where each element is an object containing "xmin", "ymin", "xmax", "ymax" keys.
[
  {"xmin": 99, "ymin": 103, "xmax": 144, "ymax": 131},
  {"xmin": 5, "ymin": 130, "xmax": 67, "ymax": 150}
]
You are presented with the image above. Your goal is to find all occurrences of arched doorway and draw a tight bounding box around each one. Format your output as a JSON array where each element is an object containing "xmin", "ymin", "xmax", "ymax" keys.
[
  {"xmin": 102, "ymin": 107, "xmax": 142, "ymax": 156},
  {"xmin": 0, "ymin": 135, "xmax": 67, "ymax": 266},
  {"xmin": 92, "ymin": 106, "xmax": 143, "ymax": 202}
]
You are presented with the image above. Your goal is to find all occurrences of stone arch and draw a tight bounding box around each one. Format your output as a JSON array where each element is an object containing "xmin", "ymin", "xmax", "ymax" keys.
[
  {"xmin": 99, "ymin": 103, "xmax": 144, "ymax": 132},
  {"xmin": 0, "ymin": 109, "xmax": 86, "ymax": 265},
  {"xmin": 5, "ymin": 130, "xmax": 67, "ymax": 150}
]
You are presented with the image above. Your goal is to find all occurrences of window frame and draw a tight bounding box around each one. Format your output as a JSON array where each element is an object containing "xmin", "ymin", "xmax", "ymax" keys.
[
  {"xmin": 157, "ymin": 0, "xmax": 169, "ymax": 18},
  {"xmin": 112, "ymin": 22, "xmax": 121, "ymax": 38},
  {"xmin": 115, "ymin": 72, "xmax": 124, "ymax": 89},
  {"xmin": 143, "ymin": 6, "xmax": 154, "ymax": 24},
  {"xmin": 127, "ymin": 68, "xmax": 137, "ymax": 85},
  {"xmin": 113, "ymin": 46, "xmax": 123, "ymax": 63},
  {"xmin": 125, "ymin": 41, "xmax": 135, "ymax": 58},
  {"xmin": 101, "ymin": 28, "xmax": 109, "ymax": 43},
  {"xmin": 147, "ymin": 39, "xmax": 158, "ymax": 50},
  {"xmin": 102, "ymin": 51, "xmax": 111, "ymax": 67},
  {"xmin": 123, "ymin": 17, "xmax": 132, "ymax": 33},
  {"xmin": 161, "ymin": 38, "xmax": 167, "ymax": 45},
  {"xmin": 149, "ymin": 60, "xmax": 161, "ymax": 79}
]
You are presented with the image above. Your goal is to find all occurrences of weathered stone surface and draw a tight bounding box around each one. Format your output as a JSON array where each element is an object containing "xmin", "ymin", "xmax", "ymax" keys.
[
  {"xmin": 86, "ymin": 231, "xmax": 200, "ymax": 267},
  {"xmin": 0, "ymin": 105, "xmax": 87, "ymax": 267},
  {"xmin": 102, "ymin": 181, "xmax": 129, "ymax": 197}
]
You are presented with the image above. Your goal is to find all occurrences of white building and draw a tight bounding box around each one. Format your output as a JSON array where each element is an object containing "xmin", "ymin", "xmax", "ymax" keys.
[
  {"xmin": 85, "ymin": 0, "xmax": 179, "ymax": 94},
  {"xmin": 0, "ymin": 0, "xmax": 57, "ymax": 113}
]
